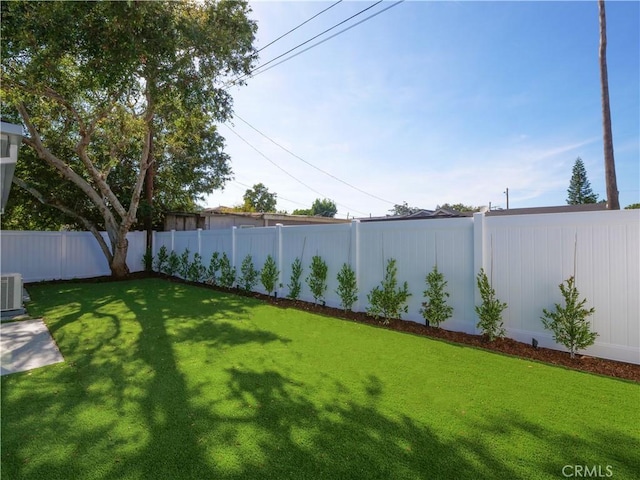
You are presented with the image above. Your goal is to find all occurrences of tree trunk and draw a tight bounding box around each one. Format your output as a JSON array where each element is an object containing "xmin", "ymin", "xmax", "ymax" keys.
[
  {"xmin": 110, "ymin": 234, "xmax": 130, "ymax": 278},
  {"xmin": 598, "ymin": 0, "xmax": 620, "ymax": 210}
]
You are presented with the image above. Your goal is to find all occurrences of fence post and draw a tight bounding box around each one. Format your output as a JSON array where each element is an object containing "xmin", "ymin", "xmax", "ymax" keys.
[
  {"xmin": 152, "ymin": 231, "xmax": 157, "ymax": 258},
  {"xmin": 276, "ymin": 224, "xmax": 283, "ymax": 297},
  {"xmin": 472, "ymin": 212, "xmax": 487, "ymax": 334},
  {"xmin": 351, "ymin": 219, "xmax": 361, "ymax": 312},
  {"xmin": 170, "ymin": 229, "xmax": 175, "ymax": 252},
  {"xmin": 197, "ymin": 228, "xmax": 202, "ymax": 256},
  {"xmin": 59, "ymin": 231, "xmax": 66, "ymax": 280},
  {"xmin": 231, "ymin": 226, "xmax": 237, "ymax": 271}
]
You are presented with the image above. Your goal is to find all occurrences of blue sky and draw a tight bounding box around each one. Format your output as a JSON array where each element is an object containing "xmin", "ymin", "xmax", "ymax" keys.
[{"xmin": 207, "ymin": 0, "xmax": 639, "ymax": 218}]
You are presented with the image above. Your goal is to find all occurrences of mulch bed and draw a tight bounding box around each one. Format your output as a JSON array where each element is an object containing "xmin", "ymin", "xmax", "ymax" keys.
[{"xmin": 31, "ymin": 271, "xmax": 640, "ymax": 383}]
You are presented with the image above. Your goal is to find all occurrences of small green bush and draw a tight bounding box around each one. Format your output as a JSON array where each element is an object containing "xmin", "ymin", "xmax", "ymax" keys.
[
  {"xmin": 187, "ymin": 253, "xmax": 206, "ymax": 283},
  {"xmin": 475, "ymin": 268, "xmax": 507, "ymax": 341},
  {"xmin": 206, "ymin": 252, "xmax": 221, "ymax": 285},
  {"xmin": 541, "ymin": 276, "xmax": 597, "ymax": 359},
  {"xmin": 261, "ymin": 255, "xmax": 279, "ymax": 296},
  {"xmin": 366, "ymin": 258, "xmax": 411, "ymax": 325},
  {"xmin": 420, "ymin": 265, "xmax": 453, "ymax": 328},
  {"xmin": 239, "ymin": 254, "xmax": 259, "ymax": 291},
  {"xmin": 306, "ymin": 255, "xmax": 328, "ymax": 305},
  {"xmin": 336, "ymin": 263, "xmax": 358, "ymax": 311},
  {"xmin": 179, "ymin": 248, "xmax": 191, "ymax": 278},
  {"xmin": 142, "ymin": 247, "xmax": 154, "ymax": 272},
  {"xmin": 154, "ymin": 245, "xmax": 169, "ymax": 273},
  {"xmin": 166, "ymin": 250, "xmax": 180, "ymax": 276},
  {"xmin": 287, "ymin": 258, "xmax": 303, "ymax": 300},
  {"xmin": 219, "ymin": 253, "xmax": 236, "ymax": 288}
]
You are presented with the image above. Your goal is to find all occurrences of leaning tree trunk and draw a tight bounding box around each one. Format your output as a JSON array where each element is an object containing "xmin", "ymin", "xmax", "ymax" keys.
[
  {"xmin": 110, "ymin": 235, "xmax": 131, "ymax": 278},
  {"xmin": 598, "ymin": 0, "xmax": 620, "ymax": 210}
]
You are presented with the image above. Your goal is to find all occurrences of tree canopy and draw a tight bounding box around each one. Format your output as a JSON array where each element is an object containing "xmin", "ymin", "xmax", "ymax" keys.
[
  {"xmin": 389, "ymin": 202, "xmax": 421, "ymax": 216},
  {"xmin": 1, "ymin": 0, "xmax": 257, "ymax": 276},
  {"xmin": 567, "ymin": 158, "xmax": 598, "ymax": 205},
  {"xmin": 293, "ymin": 198, "xmax": 337, "ymax": 217},
  {"xmin": 437, "ymin": 203, "xmax": 481, "ymax": 213},
  {"xmin": 242, "ymin": 183, "xmax": 277, "ymax": 213}
]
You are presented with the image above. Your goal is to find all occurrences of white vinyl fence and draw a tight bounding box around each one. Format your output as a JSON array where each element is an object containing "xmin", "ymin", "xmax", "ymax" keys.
[
  {"xmin": 0, "ymin": 230, "xmax": 146, "ymax": 281},
  {"xmin": 1, "ymin": 209, "xmax": 638, "ymax": 364}
]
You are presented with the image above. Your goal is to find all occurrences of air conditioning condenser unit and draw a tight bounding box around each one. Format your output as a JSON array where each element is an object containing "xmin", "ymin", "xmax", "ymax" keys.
[{"xmin": 1, "ymin": 273, "xmax": 23, "ymax": 311}]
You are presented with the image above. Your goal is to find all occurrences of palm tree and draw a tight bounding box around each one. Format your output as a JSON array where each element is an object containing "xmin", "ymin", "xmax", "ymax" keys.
[{"xmin": 598, "ymin": 0, "xmax": 620, "ymax": 209}]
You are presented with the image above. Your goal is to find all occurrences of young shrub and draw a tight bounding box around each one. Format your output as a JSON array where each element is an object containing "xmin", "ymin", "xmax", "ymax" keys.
[
  {"xmin": 541, "ymin": 276, "xmax": 597, "ymax": 359},
  {"xmin": 287, "ymin": 257, "xmax": 303, "ymax": 300},
  {"xmin": 261, "ymin": 255, "xmax": 279, "ymax": 296},
  {"xmin": 206, "ymin": 252, "xmax": 221, "ymax": 285},
  {"xmin": 238, "ymin": 254, "xmax": 260, "ymax": 291},
  {"xmin": 187, "ymin": 252, "xmax": 206, "ymax": 283},
  {"xmin": 336, "ymin": 263, "xmax": 358, "ymax": 311},
  {"xmin": 475, "ymin": 268, "xmax": 507, "ymax": 341},
  {"xmin": 420, "ymin": 265, "xmax": 453, "ymax": 328},
  {"xmin": 142, "ymin": 247, "xmax": 154, "ymax": 272},
  {"xmin": 179, "ymin": 248, "xmax": 191, "ymax": 278},
  {"xmin": 166, "ymin": 250, "xmax": 180, "ymax": 276},
  {"xmin": 306, "ymin": 255, "xmax": 328, "ymax": 305},
  {"xmin": 219, "ymin": 253, "xmax": 236, "ymax": 288},
  {"xmin": 154, "ymin": 245, "xmax": 169, "ymax": 273},
  {"xmin": 366, "ymin": 258, "xmax": 411, "ymax": 325}
]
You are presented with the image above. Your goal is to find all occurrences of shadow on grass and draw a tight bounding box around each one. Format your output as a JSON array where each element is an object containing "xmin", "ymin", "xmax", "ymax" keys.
[
  {"xmin": 1, "ymin": 279, "xmax": 287, "ymax": 479},
  {"xmin": 2, "ymin": 279, "xmax": 637, "ymax": 479}
]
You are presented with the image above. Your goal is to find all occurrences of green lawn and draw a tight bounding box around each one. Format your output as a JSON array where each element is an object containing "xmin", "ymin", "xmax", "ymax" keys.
[{"xmin": 2, "ymin": 279, "xmax": 638, "ymax": 480}]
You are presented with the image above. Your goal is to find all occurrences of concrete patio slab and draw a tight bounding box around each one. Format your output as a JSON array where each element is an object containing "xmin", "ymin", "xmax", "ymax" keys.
[{"xmin": 0, "ymin": 319, "xmax": 64, "ymax": 376}]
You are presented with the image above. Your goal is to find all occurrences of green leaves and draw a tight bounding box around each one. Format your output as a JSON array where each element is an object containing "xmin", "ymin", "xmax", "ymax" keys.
[
  {"xmin": 366, "ymin": 258, "xmax": 411, "ymax": 324},
  {"xmin": 287, "ymin": 258, "xmax": 303, "ymax": 300},
  {"xmin": 336, "ymin": 263, "xmax": 358, "ymax": 312},
  {"xmin": 420, "ymin": 265, "xmax": 453, "ymax": 328},
  {"xmin": 306, "ymin": 255, "xmax": 328, "ymax": 305},
  {"xmin": 260, "ymin": 255, "xmax": 279, "ymax": 296},
  {"xmin": 239, "ymin": 254, "xmax": 259, "ymax": 291},
  {"xmin": 541, "ymin": 276, "xmax": 597, "ymax": 359},
  {"xmin": 475, "ymin": 269, "xmax": 507, "ymax": 341},
  {"xmin": 1, "ymin": 1, "xmax": 256, "ymax": 275}
]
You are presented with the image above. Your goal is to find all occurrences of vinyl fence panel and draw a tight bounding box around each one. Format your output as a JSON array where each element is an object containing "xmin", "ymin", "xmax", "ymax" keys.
[{"xmin": 2, "ymin": 209, "xmax": 638, "ymax": 364}]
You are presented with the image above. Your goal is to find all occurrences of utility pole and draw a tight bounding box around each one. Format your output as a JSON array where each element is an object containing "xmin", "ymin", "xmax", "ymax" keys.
[{"xmin": 504, "ymin": 188, "xmax": 509, "ymax": 210}]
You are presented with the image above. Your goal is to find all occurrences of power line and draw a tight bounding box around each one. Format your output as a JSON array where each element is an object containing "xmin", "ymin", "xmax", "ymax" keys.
[
  {"xmin": 233, "ymin": 113, "xmax": 397, "ymax": 206},
  {"xmin": 230, "ymin": 0, "xmax": 386, "ymax": 86},
  {"xmin": 222, "ymin": 123, "xmax": 368, "ymax": 216},
  {"xmin": 246, "ymin": 0, "xmax": 405, "ymax": 80},
  {"xmin": 256, "ymin": 0, "xmax": 343, "ymax": 54}
]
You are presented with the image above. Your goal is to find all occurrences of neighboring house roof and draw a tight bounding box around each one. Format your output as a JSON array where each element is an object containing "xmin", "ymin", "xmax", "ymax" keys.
[
  {"xmin": 486, "ymin": 204, "xmax": 607, "ymax": 216},
  {"xmin": 200, "ymin": 207, "xmax": 350, "ymax": 225},
  {"xmin": 359, "ymin": 208, "xmax": 471, "ymax": 222},
  {"xmin": 163, "ymin": 207, "xmax": 350, "ymax": 231}
]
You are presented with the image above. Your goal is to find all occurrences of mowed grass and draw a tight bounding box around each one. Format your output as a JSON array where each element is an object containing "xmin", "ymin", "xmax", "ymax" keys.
[{"xmin": 1, "ymin": 279, "xmax": 638, "ymax": 480}]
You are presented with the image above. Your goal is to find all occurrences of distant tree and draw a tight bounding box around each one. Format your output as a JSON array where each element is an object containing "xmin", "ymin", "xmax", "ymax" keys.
[
  {"xmin": 625, "ymin": 203, "xmax": 640, "ymax": 210},
  {"xmin": 242, "ymin": 183, "xmax": 277, "ymax": 212},
  {"xmin": 437, "ymin": 203, "xmax": 480, "ymax": 213},
  {"xmin": 598, "ymin": 0, "xmax": 620, "ymax": 210},
  {"xmin": 389, "ymin": 201, "xmax": 420, "ymax": 216},
  {"xmin": 311, "ymin": 198, "xmax": 337, "ymax": 217},
  {"xmin": 292, "ymin": 198, "xmax": 337, "ymax": 217},
  {"xmin": 567, "ymin": 158, "xmax": 598, "ymax": 205},
  {"xmin": 292, "ymin": 208, "xmax": 313, "ymax": 216}
]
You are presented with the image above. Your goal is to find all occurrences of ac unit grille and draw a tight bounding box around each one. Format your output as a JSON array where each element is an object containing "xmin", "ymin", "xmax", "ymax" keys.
[{"xmin": 1, "ymin": 273, "xmax": 23, "ymax": 311}]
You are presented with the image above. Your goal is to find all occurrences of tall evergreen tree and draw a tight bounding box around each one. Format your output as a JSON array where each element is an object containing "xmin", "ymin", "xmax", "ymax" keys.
[{"xmin": 567, "ymin": 158, "xmax": 598, "ymax": 205}]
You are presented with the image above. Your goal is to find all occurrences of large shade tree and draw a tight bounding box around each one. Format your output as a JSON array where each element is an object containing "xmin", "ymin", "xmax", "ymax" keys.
[{"xmin": 1, "ymin": 0, "xmax": 257, "ymax": 277}]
